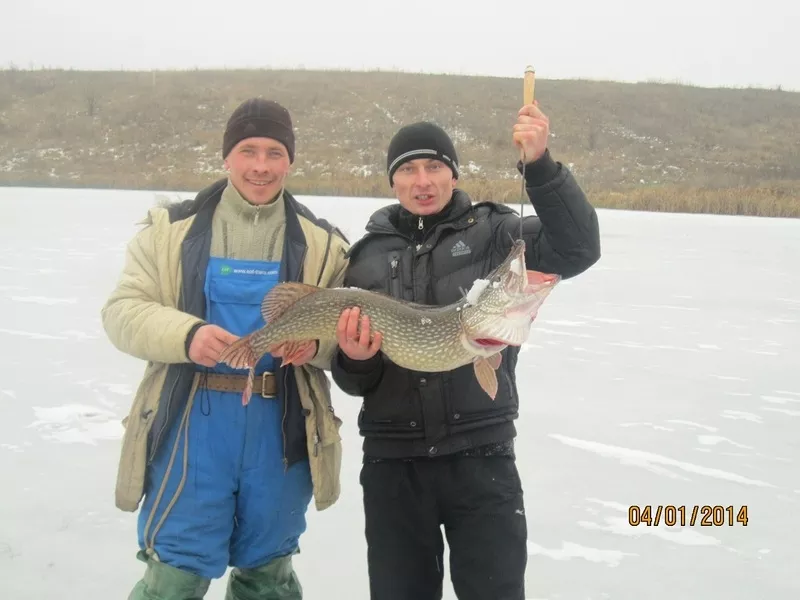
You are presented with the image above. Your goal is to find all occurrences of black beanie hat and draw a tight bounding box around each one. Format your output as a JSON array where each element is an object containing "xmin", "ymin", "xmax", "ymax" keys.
[
  {"xmin": 222, "ymin": 98, "xmax": 295, "ymax": 163},
  {"xmin": 386, "ymin": 122, "xmax": 459, "ymax": 185}
]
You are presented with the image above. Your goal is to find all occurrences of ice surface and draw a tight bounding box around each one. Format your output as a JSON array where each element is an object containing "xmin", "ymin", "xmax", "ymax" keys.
[
  {"xmin": 0, "ymin": 186, "xmax": 798, "ymax": 599},
  {"xmin": 28, "ymin": 404, "xmax": 123, "ymax": 444}
]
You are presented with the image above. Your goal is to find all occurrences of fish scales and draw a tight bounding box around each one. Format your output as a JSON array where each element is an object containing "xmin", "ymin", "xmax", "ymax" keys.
[
  {"xmin": 218, "ymin": 239, "xmax": 561, "ymax": 404},
  {"xmin": 249, "ymin": 288, "xmax": 471, "ymax": 372}
]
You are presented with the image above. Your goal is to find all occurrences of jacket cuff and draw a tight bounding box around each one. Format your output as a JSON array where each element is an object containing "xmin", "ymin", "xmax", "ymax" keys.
[
  {"xmin": 516, "ymin": 148, "xmax": 560, "ymax": 187},
  {"xmin": 184, "ymin": 321, "xmax": 206, "ymax": 359},
  {"xmin": 336, "ymin": 349, "xmax": 382, "ymax": 374}
]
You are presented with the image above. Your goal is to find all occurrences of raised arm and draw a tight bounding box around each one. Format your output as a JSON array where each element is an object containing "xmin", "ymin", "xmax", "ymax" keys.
[
  {"xmin": 497, "ymin": 102, "xmax": 601, "ymax": 278},
  {"xmin": 496, "ymin": 149, "xmax": 601, "ymax": 278}
]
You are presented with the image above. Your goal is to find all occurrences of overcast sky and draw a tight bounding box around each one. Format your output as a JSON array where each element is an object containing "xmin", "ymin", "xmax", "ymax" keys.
[{"xmin": 4, "ymin": 0, "xmax": 799, "ymax": 91}]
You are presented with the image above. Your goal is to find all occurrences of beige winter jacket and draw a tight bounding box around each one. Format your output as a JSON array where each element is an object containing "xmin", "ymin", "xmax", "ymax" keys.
[{"xmin": 101, "ymin": 180, "xmax": 350, "ymax": 513}]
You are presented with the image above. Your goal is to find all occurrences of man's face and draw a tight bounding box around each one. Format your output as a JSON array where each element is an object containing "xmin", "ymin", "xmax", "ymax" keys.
[
  {"xmin": 224, "ymin": 137, "xmax": 291, "ymax": 205},
  {"xmin": 392, "ymin": 158, "xmax": 456, "ymax": 216}
]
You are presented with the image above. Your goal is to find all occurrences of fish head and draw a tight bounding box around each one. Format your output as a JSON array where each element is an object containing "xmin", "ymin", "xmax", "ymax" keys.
[{"xmin": 460, "ymin": 239, "xmax": 560, "ymax": 355}]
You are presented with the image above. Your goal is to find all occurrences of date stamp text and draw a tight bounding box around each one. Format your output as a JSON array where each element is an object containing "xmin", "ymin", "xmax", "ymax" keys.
[{"xmin": 628, "ymin": 505, "xmax": 748, "ymax": 527}]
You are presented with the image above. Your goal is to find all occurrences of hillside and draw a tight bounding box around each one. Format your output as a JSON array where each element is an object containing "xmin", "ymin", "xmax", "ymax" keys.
[{"xmin": 1, "ymin": 68, "xmax": 799, "ymax": 216}]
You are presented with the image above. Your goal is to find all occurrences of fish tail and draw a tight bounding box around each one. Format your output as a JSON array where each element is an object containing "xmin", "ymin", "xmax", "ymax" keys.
[
  {"xmin": 218, "ymin": 335, "xmax": 259, "ymax": 406},
  {"xmin": 218, "ymin": 335, "xmax": 258, "ymax": 370}
]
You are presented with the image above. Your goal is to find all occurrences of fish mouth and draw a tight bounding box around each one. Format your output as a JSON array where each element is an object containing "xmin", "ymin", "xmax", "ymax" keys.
[
  {"xmin": 462, "ymin": 334, "xmax": 512, "ymax": 357},
  {"xmin": 464, "ymin": 268, "xmax": 560, "ymax": 353},
  {"xmin": 470, "ymin": 337, "xmax": 507, "ymax": 349},
  {"xmin": 461, "ymin": 239, "xmax": 561, "ymax": 354},
  {"xmin": 504, "ymin": 271, "xmax": 561, "ymax": 318},
  {"xmin": 506, "ymin": 257, "xmax": 559, "ymax": 293},
  {"xmin": 524, "ymin": 270, "xmax": 560, "ymax": 289}
]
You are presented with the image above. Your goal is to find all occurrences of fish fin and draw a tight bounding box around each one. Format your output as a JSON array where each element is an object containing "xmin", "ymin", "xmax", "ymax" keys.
[
  {"xmin": 261, "ymin": 282, "xmax": 321, "ymax": 323},
  {"xmin": 242, "ymin": 368, "xmax": 254, "ymax": 406},
  {"xmin": 270, "ymin": 340, "xmax": 316, "ymax": 366},
  {"xmin": 473, "ymin": 358, "xmax": 498, "ymax": 401},
  {"xmin": 487, "ymin": 352, "xmax": 502, "ymax": 370},
  {"xmin": 218, "ymin": 335, "xmax": 257, "ymax": 370},
  {"xmin": 470, "ymin": 319, "xmax": 529, "ymax": 347}
]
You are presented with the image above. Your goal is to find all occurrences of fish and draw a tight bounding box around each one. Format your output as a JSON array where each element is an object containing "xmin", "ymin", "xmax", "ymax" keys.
[{"xmin": 217, "ymin": 239, "xmax": 560, "ymax": 405}]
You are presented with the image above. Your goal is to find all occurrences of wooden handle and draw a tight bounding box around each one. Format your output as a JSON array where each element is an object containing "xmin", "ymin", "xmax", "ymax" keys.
[
  {"xmin": 524, "ymin": 66, "xmax": 535, "ymax": 105},
  {"xmin": 520, "ymin": 66, "xmax": 536, "ymax": 161}
]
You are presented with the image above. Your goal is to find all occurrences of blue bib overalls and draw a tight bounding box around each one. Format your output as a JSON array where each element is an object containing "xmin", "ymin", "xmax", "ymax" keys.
[{"xmin": 137, "ymin": 257, "xmax": 313, "ymax": 579}]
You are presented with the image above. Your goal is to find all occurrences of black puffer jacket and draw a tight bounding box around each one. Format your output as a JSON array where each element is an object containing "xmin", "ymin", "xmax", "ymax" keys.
[{"xmin": 331, "ymin": 151, "xmax": 601, "ymax": 459}]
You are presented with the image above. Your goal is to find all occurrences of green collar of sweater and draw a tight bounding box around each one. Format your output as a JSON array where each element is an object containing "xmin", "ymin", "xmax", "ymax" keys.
[
  {"xmin": 209, "ymin": 179, "xmax": 288, "ymax": 260},
  {"xmin": 216, "ymin": 179, "xmax": 286, "ymax": 226}
]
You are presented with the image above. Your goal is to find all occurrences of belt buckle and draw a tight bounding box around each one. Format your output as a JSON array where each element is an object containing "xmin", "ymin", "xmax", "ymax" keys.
[{"xmin": 261, "ymin": 372, "xmax": 274, "ymax": 399}]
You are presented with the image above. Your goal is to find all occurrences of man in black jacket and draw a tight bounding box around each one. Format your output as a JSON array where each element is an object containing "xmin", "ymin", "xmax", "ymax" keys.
[{"xmin": 330, "ymin": 102, "xmax": 601, "ymax": 600}]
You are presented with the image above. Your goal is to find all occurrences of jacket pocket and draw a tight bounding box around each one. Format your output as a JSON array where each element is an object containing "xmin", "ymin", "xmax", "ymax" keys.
[
  {"xmin": 444, "ymin": 361, "xmax": 517, "ymax": 426},
  {"xmin": 207, "ymin": 275, "xmax": 271, "ymax": 335},
  {"xmin": 358, "ymin": 362, "xmax": 424, "ymax": 434}
]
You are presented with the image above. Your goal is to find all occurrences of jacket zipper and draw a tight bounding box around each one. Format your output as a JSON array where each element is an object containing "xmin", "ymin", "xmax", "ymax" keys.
[
  {"xmin": 389, "ymin": 253, "xmax": 402, "ymax": 297},
  {"xmin": 147, "ymin": 371, "xmax": 181, "ymax": 464},
  {"xmin": 282, "ymin": 367, "xmax": 290, "ymax": 470},
  {"xmin": 282, "ymin": 244, "xmax": 309, "ymax": 470},
  {"xmin": 305, "ymin": 370, "xmax": 322, "ymax": 457}
]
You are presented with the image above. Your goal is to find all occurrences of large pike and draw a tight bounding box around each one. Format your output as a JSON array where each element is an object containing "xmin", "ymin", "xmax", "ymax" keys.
[{"xmin": 218, "ymin": 239, "xmax": 560, "ymax": 405}]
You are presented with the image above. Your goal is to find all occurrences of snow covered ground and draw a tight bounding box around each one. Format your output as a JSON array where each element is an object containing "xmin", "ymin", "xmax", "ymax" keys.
[{"xmin": 0, "ymin": 185, "xmax": 798, "ymax": 599}]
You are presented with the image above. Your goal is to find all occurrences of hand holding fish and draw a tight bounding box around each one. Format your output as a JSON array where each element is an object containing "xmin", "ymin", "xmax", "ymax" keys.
[
  {"xmin": 336, "ymin": 306, "xmax": 383, "ymax": 361},
  {"xmin": 513, "ymin": 102, "xmax": 550, "ymax": 163},
  {"xmin": 188, "ymin": 324, "xmax": 240, "ymax": 367},
  {"xmin": 216, "ymin": 241, "xmax": 560, "ymax": 405}
]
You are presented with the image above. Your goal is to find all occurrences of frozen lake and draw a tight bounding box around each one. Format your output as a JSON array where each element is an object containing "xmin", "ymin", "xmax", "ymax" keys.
[{"xmin": 0, "ymin": 185, "xmax": 798, "ymax": 599}]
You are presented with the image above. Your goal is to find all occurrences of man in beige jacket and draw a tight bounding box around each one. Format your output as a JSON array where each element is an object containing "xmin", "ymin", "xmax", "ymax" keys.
[{"xmin": 101, "ymin": 98, "xmax": 350, "ymax": 599}]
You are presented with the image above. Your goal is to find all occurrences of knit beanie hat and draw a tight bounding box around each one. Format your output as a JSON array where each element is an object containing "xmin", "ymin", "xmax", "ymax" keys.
[
  {"xmin": 386, "ymin": 122, "xmax": 459, "ymax": 185},
  {"xmin": 222, "ymin": 98, "xmax": 295, "ymax": 163}
]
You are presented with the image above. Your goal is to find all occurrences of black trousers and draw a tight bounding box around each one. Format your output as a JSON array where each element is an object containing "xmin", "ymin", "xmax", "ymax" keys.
[{"xmin": 359, "ymin": 454, "xmax": 528, "ymax": 600}]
